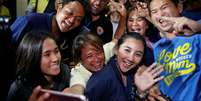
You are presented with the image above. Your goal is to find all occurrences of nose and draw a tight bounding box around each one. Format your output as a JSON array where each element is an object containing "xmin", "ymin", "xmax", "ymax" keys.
[
  {"xmin": 50, "ymin": 53, "xmax": 59, "ymax": 63},
  {"xmin": 131, "ymin": 20, "xmax": 138, "ymax": 26},
  {"xmin": 157, "ymin": 10, "xmax": 165, "ymax": 17},
  {"xmin": 68, "ymin": 16, "xmax": 75, "ymax": 24},
  {"xmin": 127, "ymin": 54, "xmax": 136, "ymax": 63},
  {"xmin": 94, "ymin": 0, "xmax": 101, "ymax": 7}
]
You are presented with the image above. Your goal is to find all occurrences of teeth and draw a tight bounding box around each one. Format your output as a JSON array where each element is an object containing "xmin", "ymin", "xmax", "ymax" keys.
[
  {"xmin": 51, "ymin": 64, "xmax": 59, "ymax": 68},
  {"xmin": 159, "ymin": 19, "xmax": 164, "ymax": 23},
  {"xmin": 124, "ymin": 60, "xmax": 133, "ymax": 67}
]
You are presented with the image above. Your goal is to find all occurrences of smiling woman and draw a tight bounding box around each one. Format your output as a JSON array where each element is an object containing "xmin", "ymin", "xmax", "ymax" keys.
[
  {"xmin": 7, "ymin": 31, "xmax": 70, "ymax": 101},
  {"xmin": 85, "ymin": 32, "xmax": 164, "ymax": 101}
]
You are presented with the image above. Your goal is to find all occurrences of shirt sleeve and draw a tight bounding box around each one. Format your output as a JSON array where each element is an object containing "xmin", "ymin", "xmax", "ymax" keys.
[
  {"xmin": 103, "ymin": 41, "xmax": 115, "ymax": 64},
  {"xmin": 70, "ymin": 68, "xmax": 87, "ymax": 87},
  {"xmin": 70, "ymin": 64, "xmax": 92, "ymax": 88}
]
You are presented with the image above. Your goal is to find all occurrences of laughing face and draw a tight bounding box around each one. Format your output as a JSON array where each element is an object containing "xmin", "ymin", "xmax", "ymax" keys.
[
  {"xmin": 81, "ymin": 43, "xmax": 105, "ymax": 73},
  {"xmin": 149, "ymin": 0, "xmax": 182, "ymax": 33},
  {"xmin": 41, "ymin": 38, "xmax": 61, "ymax": 80},
  {"xmin": 56, "ymin": 1, "xmax": 84, "ymax": 32},
  {"xmin": 116, "ymin": 38, "xmax": 144, "ymax": 73},
  {"xmin": 127, "ymin": 10, "xmax": 148, "ymax": 36}
]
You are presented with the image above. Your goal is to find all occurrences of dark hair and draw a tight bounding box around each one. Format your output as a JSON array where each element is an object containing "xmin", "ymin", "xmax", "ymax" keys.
[
  {"xmin": 72, "ymin": 32, "xmax": 104, "ymax": 64},
  {"xmin": 147, "ymin": 0, "xmax": 180, "ymax": 11},
  {"xmin": 127, "ymin": 8, "xmax": 160, "ymax": 43},
  {"xmin": 16, "ymin": 30, "xmax": 65, "ymax": 87},
  {"xmin": 57, "ymin": 0, "xmax": 87, "ymax": 8},
  {"xmin": 116, "ymin": 32, "xmax": 147, "ymax": 65}
]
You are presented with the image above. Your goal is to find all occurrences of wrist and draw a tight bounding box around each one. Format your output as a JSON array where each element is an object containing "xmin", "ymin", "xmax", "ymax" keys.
[{"xmin": 136, "ymin": 89, "xmax": 148, "ymax": 100}]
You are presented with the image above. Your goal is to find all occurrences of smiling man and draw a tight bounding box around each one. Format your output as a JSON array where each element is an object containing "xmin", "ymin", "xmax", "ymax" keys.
[
  {"xmin": 11, "ymin": 0, "xmax": 85, "ymax": 65},
  {"xmin": 147, "ymin": 0, "xmax": 201, "ymax": 100}
]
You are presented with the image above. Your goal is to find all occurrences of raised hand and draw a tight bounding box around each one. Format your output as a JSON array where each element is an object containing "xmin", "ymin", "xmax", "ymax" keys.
[
  {"xmin": 109, "ymin": 0, "xmax": 127, "ymax": 17},
  {"xmin": 160, "ymin": 16, "xmax": 201, "ymax": 35},
  {"xmin": 134, "ymin": 63, "xmax": 164, "ymax": 92},
  {"xmin": 136, "ymin": 2, "xmax": 149, "ymax": 18}
]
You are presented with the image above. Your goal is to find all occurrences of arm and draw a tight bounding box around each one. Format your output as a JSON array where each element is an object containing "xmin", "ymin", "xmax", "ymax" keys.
[
  {"xmin": 110, "ymin": 0, "xmax": 127, "ymax": 40},
  {"xmin": 63, "ymin": 65, "xmax": 91, "ymax": 95},
  {"xmin": 160, "ymin": 16, "xmax": 201, "ymax": 35}
]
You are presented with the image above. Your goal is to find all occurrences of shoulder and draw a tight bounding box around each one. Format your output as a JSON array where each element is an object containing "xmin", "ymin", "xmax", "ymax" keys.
[
  {"xmin": 27, "ymin": 13, "xmax": 53, "ymax": 23},
  {"xmin": 7, "ymin": 79, "xmax": 33, "ymax": 101}
]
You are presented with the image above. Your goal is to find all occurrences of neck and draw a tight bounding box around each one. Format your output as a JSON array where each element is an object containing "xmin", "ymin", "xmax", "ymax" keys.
[
  {"xmin": 44, "ymin": 75, "xmax": 53, "ymax": 84},
  {"xmin": 91, "ymin": 15, "xmax": 100, "ymax": 21}
]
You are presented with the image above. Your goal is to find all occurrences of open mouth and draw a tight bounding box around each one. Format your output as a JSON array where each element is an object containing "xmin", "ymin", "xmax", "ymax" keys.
[
  {"xmin": 158, "ymin": 18, "xmax": 170, "ymax": 27},
  {"xmin": 130, "ymin": 27, "xmax": 142, "ymax": 33},
  {"xmin": 51, "ymin": 63, "xmax": 60, "ymax": 69},
  {"xmin": 123, "ymin": 60, "xmax": 134, "ymax": 69}
]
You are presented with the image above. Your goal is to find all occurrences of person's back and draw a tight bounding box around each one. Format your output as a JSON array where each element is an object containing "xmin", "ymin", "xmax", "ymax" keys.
[{"xmin": 11, "ymin": 13, "xmax": 53, "ymax": 46}]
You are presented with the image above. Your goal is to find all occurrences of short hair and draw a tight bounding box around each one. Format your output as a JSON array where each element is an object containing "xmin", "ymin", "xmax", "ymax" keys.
[
  {"xmin": 72, "ymin": 32, "xmax": 104, "ymax": 64},
  {"xmin": 147, "ymin": 0, "xmax": 180, "ymax": 11},
  {"xmin": 57, "ymin": 0, "xmax": 87, "ymax": 8}
]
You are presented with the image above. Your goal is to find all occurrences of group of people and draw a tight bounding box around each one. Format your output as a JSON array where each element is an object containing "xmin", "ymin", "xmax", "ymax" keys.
[{"xmin": 2, "ymin": 0, "xmax": 201, "ymax": 101}]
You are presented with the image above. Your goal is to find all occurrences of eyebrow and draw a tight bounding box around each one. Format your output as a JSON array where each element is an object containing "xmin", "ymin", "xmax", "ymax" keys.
[
  {"xmin": 43, "ymin": 47, "xmax": 58, "ymax": 53},
  {"xmin": 125, "ymin": 46, "xmax": 144, "ymax": 53}
]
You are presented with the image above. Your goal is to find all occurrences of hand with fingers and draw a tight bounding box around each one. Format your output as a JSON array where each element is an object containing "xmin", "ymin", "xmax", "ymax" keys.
[
  {"xmin": 29, "ymin": 86, "xmax": 50, "ymax": 101},
  {"xmin": 109, "ymin": 0, "xmax": 127, "ymax": 17},
  {"xmin": 135, "ymin": 1, "xmax": 152, "ymax": 22},
  {"xmin": 136, "ymin": 2, "xmax": 149, "ymax": 17},
  {"xmin": 134, "ymin": 63, "xmax": 164, "ymax": 93},
  {"xmin": 160, "ymin": 16, "xmax": 201, "ymax": 35}
]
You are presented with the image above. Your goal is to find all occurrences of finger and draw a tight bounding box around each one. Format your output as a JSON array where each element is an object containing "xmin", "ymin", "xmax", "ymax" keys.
[
  {"xmin": 136, "ymin": 67, "xmax": 144, "ymax": 75},
  {"xmin": 151, "ymin": 65, "xmax": 163, "ymax": 77},
  {"xmin": 146, "ymin": 62, "xmax": 157, "ymax": 72},
  {"xmin": 137, "ymin": 65, "xmax": 147, "ymax": 75},
  {"xmin": 148, "ymin": 95, "xmax": 157, "ymax": 101},
  {"xmin": 152, "ymin": 68, "xmax": 163, "ymax": 79},
  {"xmin": 29, "ymin": 86, "xmax": 41, "ymax": 101},
  {"xmin": 154, "ymin": 76, "xmax": 164, "ymax": 83},
  {"xmin": 160, "ymin": 16, "xmax": 178, "ymax": 22},
  {"xmin": 155, "ymin": 95, "xmax": 167, "ymax": 101},
  {"xmin": 38, "ymin": 93, "xmax": 50, "ymax": 101}
]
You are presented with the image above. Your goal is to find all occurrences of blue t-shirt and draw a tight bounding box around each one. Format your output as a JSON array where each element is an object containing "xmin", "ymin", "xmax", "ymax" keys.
[{"xmin": 154, "ymin": 34, "xmax": 201, "ymax": 101}]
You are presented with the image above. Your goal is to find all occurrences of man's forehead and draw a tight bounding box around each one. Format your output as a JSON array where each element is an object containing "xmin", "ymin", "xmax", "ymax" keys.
[{"xmin": 150, "ymin": 0, "xmax": 170, "ymax": 9}]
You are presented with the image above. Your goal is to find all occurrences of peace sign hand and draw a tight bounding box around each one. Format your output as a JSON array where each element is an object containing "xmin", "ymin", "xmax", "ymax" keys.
[{"xmin": 160, "ymin": 16, "xmax": 201, "ymax": 35}]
